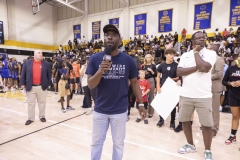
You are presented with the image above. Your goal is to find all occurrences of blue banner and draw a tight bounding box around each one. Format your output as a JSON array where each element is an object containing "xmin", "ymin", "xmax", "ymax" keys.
[
  {"xmin": 229, "ymin": 0, "xmax": 240, "ymax": 26},
  {"xmin": 109, "ymin": 18, "xmax": 119, "ymax": 28},
  {"xmin": 134, "ymin": 13, "xmax": 147, "ymax": 35},
  {"xmin": 73, "ymin": 24, "xmax": 81, "ymax": 39},
  {"xmin": 92, "ymin": 21, "xmax": 101, "ymax": 39},
  {"xmin": 194, "ymin": 2, "xmax": 213, "ymax": 30},
  {"xmin": 158, "ymin": 9, "xmax": 173, "ymax": 32}
]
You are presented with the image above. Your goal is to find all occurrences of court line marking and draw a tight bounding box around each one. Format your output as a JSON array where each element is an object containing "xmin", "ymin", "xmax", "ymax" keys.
[{"xmin": 0, "ymin": 107, "xmax": 196, "ymax": 160}]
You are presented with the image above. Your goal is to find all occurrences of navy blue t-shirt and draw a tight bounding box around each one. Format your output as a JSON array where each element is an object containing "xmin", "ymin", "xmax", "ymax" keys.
[{"xmin": 86, "ymin": 52, "xmax": 138, "ymax": 114}]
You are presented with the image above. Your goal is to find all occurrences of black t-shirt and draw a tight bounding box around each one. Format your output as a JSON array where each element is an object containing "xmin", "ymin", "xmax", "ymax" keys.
[
  {"xmin": 157, "ymin": 61, "xmax": 178, "ymax": 85},
  {"xmin": 142, "ymin": 64, "xmax": 157, "ymax": 79},
  {"xmin": 222, "ymin": 65, "xmax": 240, "ymax": 98},
  {"xmin": 155, "ymin": 49, "xmax": 163, "ymax": 57}
]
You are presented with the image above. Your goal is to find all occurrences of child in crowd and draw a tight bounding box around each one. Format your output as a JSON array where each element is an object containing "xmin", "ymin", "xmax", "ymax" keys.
[
  {"xmin": 58, "ymin": 61, "xmax": 74, "ymax": 113},
  {"xmin": 136, "ymin": 70, "xmax": 150, "ymax": 124}
]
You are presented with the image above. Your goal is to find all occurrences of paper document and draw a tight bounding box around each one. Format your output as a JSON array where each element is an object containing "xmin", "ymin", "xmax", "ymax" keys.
[{"xmin": 151, "ymin": 77, "xmax": 181, "ymax": 120}]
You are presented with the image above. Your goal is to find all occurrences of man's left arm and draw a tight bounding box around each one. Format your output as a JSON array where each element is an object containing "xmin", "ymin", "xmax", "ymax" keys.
[
  {"xmin": 47, "ymin": 62, "xmax": 52, "ymax": 86},
  {"xmin": 212, "ymin": 58, "xmax": 225, "ymax": 81},
  {"xmin": 130, "ymin": 78, "xmax": 146, "ymax": 119}
]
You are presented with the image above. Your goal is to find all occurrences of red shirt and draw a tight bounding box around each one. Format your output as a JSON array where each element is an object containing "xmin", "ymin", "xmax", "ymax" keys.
[
  {"xmin": 136, "ymin": 79, "xmax": 151, "ymax": 102},
  {"xmin": 32, "ymin": 60, "xmax": 42, "ymax": 84}
]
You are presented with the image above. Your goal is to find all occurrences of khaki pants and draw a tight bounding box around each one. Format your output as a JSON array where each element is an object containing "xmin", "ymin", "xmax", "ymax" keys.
[
  {"xmin": 26, "ymin": 86, "xmax": 47, "ymax": 121},
  {"xmin": 212, "ymin": 92, "xmax": 221, "ymax": 131},
  {"xmin": 179, "ymin": 96, "xmax": 213, "ymax": 127}
]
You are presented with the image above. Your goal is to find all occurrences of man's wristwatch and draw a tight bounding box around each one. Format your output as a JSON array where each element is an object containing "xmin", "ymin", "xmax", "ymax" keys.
[{"xmin": 139, "ymin": 104, "xmax": 144, "ymax": 107}]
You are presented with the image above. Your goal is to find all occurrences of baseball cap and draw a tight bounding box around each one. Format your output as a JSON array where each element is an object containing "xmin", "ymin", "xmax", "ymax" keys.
[{"xmin": 103, "ymin": 24, "xmax": 121, "ymax": 36}]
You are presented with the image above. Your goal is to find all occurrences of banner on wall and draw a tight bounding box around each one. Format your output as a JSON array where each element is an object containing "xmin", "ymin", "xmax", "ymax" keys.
[
  {"xmin": 92, "ymin": 21, "xmax": 101, "ymax": 39},
  {"xmin": 134, "ymin": 13, "xmax": 147, "ymax": 35},
  {"xmin": 193, "ymin": 2, "xmax": 213, "ymax": 30},
  {"xmin": 158, "ymin": 9, "xmax": 173, "ymax": 32},
  {"xmin": 109, "ymin": 18, "xmax": 119, "ymax": 28},
  {"xmin": 73, "ymin": 24, "xmax": 81, "ymax": 39},
  {"xmin": 229, "ymin": 0, "xmax": 240, "ymax": 26}
]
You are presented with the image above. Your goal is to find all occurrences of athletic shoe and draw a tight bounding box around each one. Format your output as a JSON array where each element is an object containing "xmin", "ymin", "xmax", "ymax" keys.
[
  {"xmin": 170, "ymin": 122, "xmax": 175, "ymax": 130},
  {"xmin": 61, "ymin": 108, "xmax": 66, "ymax": 113},
  {"xmin": 144, "ymin": 119, "xmax": 148, "ymax": 124},
  {"xmin": 156, "ymin": 119, "xmax": 164, "ymax": 127},
  {"xmin": 86, "ymin": 108, "xmax": 93, "ymax": 115},
  {"xmin": 55, "ymin": 92, "xmax": 57, "ymax": 94},
  {"xmin": 219, "ymin": 106, "xmax": 222, "ymax": 112},
  {"xmin": 66, "ymin": 106, "xmax": 74, "ymax": 110},
  {"xmin": 136, "ymin": 118, "xmax": 141, "ymax": 122},
  {"xmin": 225, "ymin": 135, "xmax": 236, "ymax": 145},
  {"xmin": 178, "ymin": 144, "xmax": 197, "ymax": 154},
  {"xmin": 204, "ymin": 150, "xmax": 213, "ymax": 160},
  {"xmin": 174, "ymin": 124, "xmax": 183, "ymax": 133}
]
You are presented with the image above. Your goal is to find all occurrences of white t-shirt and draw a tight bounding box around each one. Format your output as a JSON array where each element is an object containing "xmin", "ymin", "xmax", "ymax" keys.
[
  {"xmin": 227, "ymin": 37, "xmax": 235, "ymax": 44},
  {"xmin": 178, "ymin": 48, "xmax": 217, "ymax": 98}
]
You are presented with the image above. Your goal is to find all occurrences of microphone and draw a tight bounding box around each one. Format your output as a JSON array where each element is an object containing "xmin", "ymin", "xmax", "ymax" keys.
[{"xmin": 103, "ymin": 47, "xmax": 112, "ymax": 62}]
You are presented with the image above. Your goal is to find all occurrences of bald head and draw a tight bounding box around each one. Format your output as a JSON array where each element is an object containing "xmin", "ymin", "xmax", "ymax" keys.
[{"xmin": 34, "ymin": 50, "xmax": 43, "ymax": 61}]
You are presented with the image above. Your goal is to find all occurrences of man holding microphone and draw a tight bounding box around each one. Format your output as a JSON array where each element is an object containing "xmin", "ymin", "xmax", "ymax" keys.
[{"xmin": 86, "ymin": 24, "xmax": 146, "ymax": 160}]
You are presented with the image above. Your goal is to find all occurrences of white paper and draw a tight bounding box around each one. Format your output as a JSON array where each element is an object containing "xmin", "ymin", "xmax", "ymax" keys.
[{"xmin": 151, "ymin": 77, "xmax": 181, "ymax": 120}]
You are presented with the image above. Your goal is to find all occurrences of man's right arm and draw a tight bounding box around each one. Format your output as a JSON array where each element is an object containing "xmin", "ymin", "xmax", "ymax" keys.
[
  {"xmin": 177, "ymin": 53, "xmax": 198, "ymax": 76},
  {"xmin": 177, "ymin": 67, "xmax": 198, "ymax": 77},
  {"xmin": 87, "ymin": 61, "xmax": 111, "ymax": 90}
]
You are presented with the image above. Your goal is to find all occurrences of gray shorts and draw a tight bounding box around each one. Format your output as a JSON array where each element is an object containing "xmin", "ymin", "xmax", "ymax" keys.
[{"xmin": 178, "ymin": 96, "xmax": 213, "ymax": 127}]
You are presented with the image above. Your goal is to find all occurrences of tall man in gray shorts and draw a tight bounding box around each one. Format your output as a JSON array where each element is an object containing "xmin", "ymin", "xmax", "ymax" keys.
[{"xmin": 177, "ymin": 31, "xmax": 216, "ymax": 160}]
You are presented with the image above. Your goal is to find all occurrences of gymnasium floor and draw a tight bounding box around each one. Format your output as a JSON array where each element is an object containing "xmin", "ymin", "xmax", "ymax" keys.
[{"xmin": 0, "ymin": 91, "xmax": 239, "ymax": 160}]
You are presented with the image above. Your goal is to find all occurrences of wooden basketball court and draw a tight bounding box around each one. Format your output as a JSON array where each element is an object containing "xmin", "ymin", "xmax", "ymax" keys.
[{"xmin": 0, "ymin": 91, "xmax": 239, "ymax": 160}]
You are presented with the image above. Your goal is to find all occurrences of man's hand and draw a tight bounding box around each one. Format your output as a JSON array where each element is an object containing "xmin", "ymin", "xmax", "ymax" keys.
[
  {"xmin": 99, "ymin": 61, "xmax": 112, "ymax": 74},
  {"xmin": 176, "ymin": 80, "xmax": 182, "ymax": 86},
  {"xmin": 21, "ymin": 85, "xmax": 26, "ymax": 89},
  {"xmin": 230, "ymin": 82, "xmax": 238, "ymax": 87},
  {"xmin": 193, "ymin": 45, "xmax": 203, "ymax": 52},
  {"xmin": 138, "ymin": 106, "xmax": 147, "ymax": 120},
  {"xmin": 236, "ymin": 81, "xmax": 240, "ymax": 87}
]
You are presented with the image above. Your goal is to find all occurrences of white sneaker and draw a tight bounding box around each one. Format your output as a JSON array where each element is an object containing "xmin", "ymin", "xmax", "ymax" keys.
[
  {"xmin": 11, "ymin": 87, "xmax": 15, "ymax": 92},
  {"xmin": 178, "ymin": 144, "xmax": 197, "ymax": 154},
  {"xmin": 61, "ymin": 108, "xmax": 66, "ymax": 113},
  {"xmin": 86, "ymin": 108, "xmax": 93, "ymax": 115},
  {"xmin": 204, "ymin": 150, "xmax": 213, "ymax": 160},
  {"xmin": 219, "ymin": 106, "xmax": 222, "ymax": 112}
]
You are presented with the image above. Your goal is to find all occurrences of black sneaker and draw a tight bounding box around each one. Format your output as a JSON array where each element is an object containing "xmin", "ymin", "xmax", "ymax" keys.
[
  {"xmin": 144, "ymin": 119, "xmax": 148, "ymax": 124},
  {"xmin": 136, "ymin": 118, "xmax": 141, "ymax": 122},
  {"xmin": 174, "ymin": 124, "xmax": 183, "ymax": 133},
  {"xmin": 157, "ymin": 119, "xmax": 164, "ymax": 127},
  {"xmin": 170, "ymin": 123, "xmax": 175, "ymax": 130}
]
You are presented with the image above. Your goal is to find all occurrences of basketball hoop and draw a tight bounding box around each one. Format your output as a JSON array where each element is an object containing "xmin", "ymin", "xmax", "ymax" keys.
[{"xmin": 27, "ymin": 0, "xmax": 40, "ymax": 15}]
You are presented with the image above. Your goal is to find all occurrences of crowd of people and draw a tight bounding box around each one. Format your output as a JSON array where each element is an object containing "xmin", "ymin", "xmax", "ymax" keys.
[{"xmin": 0, "ymin": 25, "xmax": 240, "ymax": 160}]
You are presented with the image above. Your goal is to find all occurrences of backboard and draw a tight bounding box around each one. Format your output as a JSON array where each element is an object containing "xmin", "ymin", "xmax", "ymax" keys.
[{"xmin": 31, "ymin": 0, "xmax": 40, "ymax": 15}]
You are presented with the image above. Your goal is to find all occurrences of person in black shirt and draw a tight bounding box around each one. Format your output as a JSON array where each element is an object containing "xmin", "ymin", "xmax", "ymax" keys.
[
  {"xmin": 142, "ymin": 54, "xmax": 157, "ymax": 118},
  {"xmin": 155, "ymin": 47, "xmax": 163, "ymax": 58},
  {"xmin": 222, "ymin": 53, "xmax": 240, "ymax": 146},
  {"xmin": 156, "ymin": 48, "xmax": 181, "ymax": 129}
]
